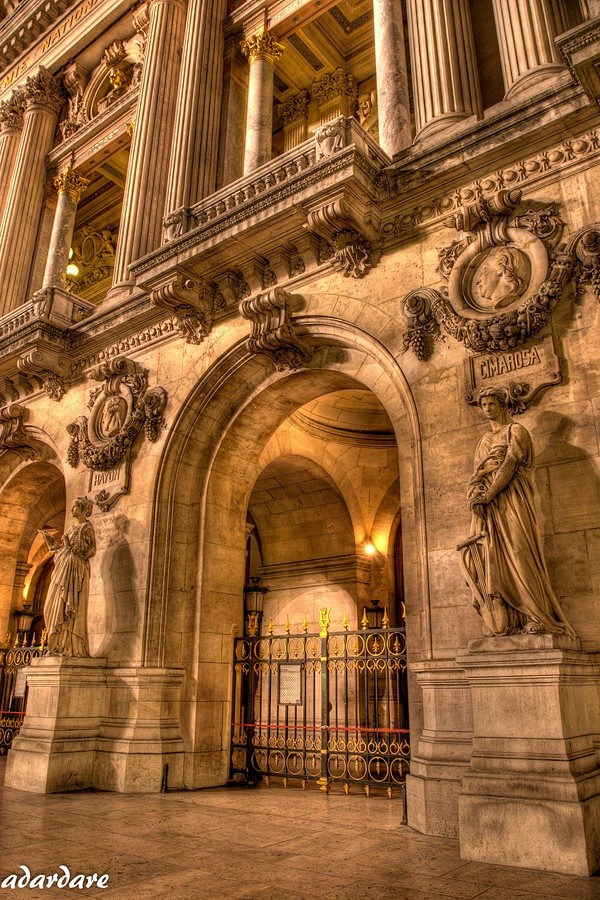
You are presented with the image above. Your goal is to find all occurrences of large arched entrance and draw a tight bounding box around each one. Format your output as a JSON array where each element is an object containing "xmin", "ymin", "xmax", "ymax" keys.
[{"xmin": 147, "ymin": 327, "xmax": 429, "ymax": 792}]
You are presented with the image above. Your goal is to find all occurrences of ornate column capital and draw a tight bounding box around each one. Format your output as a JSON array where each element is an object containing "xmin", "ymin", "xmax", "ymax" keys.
[
  {"xmin": 0, "ymin": 88, "xmax": 25, "ymax": 133},
  {"xmin": 277, "ymin": 89, "xmax": 309, "ymax": 126},
  {"xmin": 53, "ymin": 167, "xmax": 89, "ymax": 201},
  {"xmin": 241, "ymin": 29, "xmax": 284, "ymax": 65},
  {"xmin": 23, "ymin": 67, "xmax": 64, "ymax": 115},
  {"xmin": 313, "ymin": 69, "xmax": 357, "ymax": 108}
]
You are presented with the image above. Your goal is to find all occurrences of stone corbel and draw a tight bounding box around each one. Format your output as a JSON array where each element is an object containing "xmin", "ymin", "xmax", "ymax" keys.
[
  {"xmin": 0, "ymin": 405, "xmax": 43, "ymax": 459},
  {"xmin": 305, "ymin": 193, "xmax": 378, "ymax": 279},
  {"xmin": 17, "ymin": 349, "xmax": 69, "ymax": 402},
  {"xmin": 213, "ymin": 271, "xmax": 241, "ymax": 307},
  {"xmin": 148, "ymin": 269, "xmax": 217, "ymax": 344},
  {"xmin": 239, "ymin": 256, "xmax": 268, "ymax": 296},
  {"xmin": 240, "ymin": 287, "xmax": 312, "ymax": 371}
]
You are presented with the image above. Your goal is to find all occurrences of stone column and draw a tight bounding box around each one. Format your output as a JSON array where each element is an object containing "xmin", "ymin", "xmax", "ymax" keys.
[
  {"xmin": 277, "ymin": 90, "xmax": 309, "ymax": 152},
  {"xmin": 241, "ymin": 29, "xmax": 283, "ymax": 175},
  {"xmin": 41, "ymin": 167, "xmax": 89, "ymax": 290},
  {"xmin": 0, "ymin": 68, "xmax": 63, "ymax": 316},
  {"xmin": 163, "ymin": 0, "xmax": 227, "ymax": 240},
  {"xmin": 372, "ymin": 0, "xmax": 412, "ymax": 156},
  {"xmin": 0, "ymin": 89, "xmax": 24, "ymax": 223},
  {"xmin": 407, "ymin": 0, "xmax": 481, "ymax": 139},
  {"xmin": 110, "ymin": 0, "xmax": 187, "ymax": 292},
  {"xmin": 492, "ymin": 0, "xmax": 567, "ymax": 97}
]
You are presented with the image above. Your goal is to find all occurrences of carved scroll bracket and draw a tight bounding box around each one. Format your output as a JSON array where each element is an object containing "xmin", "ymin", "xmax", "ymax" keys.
[
  {"xmin": 305, "ymin": 191, "xmax": 379, "ymax": 280},
  {"xmin": 240, "ymin": 287, "xmax": 312, "ymax": 371},
  {"xmin": 66, "ymin": 356, "xmax": 167, "ymax": 509},
  {"xmin": 400, "ymin": 188, "xmax": 600, "ymax": 358},
  {"xmin": 147, "ymin": 269, "xmax": 218, "ymax": 344},
  {"xmin": 17, "ymin": 348, "xmax": 69, "ymax": 402},
  {"xmin": 0, "ymin": 405, "xmax": 44, "ymax": 460}
]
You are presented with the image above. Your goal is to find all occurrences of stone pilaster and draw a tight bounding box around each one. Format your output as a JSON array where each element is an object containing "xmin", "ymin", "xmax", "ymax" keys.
[
  {"xmin": 41, "ymin": 167, "xmax": 89, "ymax": 290},
  {"xmin": 163, "ymin": 0, "xmax": 227, "ymax": 240},
  {"xmin": 0, "ymin": 68, "xmax": 63, "ymax": 315},
  {"xmin": 492, "ymin": 0, "xmax": 567, "ymax": 97},
  {"xmin": 407, "ymin": 0, "xmax": 481, "ymax": 139},
  {"xmin": 277, "ymin": 90, "xmax": 309, "ymax": 152},
  {"xmin": 110, "ymin": 0, "xmax": 187, "ymax": 292},
  {"xmin": 241, "ymin": 29, "xmax": 283, "ymax": 174},
  {"xmin": 313, "ymin": 68, "xmax": 357, "ymax": 123},
  {"xmin": 0, "ymin": 89, "xmax": 24, "ymax": 223},
  {"xmin": 372, "ymin": 0, "xmax": 412, "ymax": 156}
]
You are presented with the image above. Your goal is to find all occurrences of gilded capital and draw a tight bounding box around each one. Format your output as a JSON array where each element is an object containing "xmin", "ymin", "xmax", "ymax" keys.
[
  {"xmin": 0, "ymin": 89, "xmax": 25, "ymax": 133},
  {"xmin": 24, "ymin": 67, "xmax": 64, "ymax": 115},
  {"xmin": 54, "ymin": 167, "xmax": 90, "ymax": 201},
  {"xmin": 241, "ymin": 29, "xmax": 284, "ymax": 65}
]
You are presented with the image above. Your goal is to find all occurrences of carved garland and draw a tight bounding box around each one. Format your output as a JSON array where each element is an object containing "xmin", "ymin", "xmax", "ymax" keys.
[
  {"xmin": 67, "ymin": 357, "xmax": 167, "ymax": 471},
  {"xmin": 401, "ymin": 190, "xmax": 600, "ymax": 359}
]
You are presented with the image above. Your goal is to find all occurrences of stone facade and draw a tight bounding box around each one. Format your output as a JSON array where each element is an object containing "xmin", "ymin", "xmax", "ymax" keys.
[{"xmin": 0, "ymin": 0, "xmax": 599, "ymax": 878}]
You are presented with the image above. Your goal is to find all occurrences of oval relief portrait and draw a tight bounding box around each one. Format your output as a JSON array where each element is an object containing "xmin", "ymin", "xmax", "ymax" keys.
[{"xmin": 473, "ymin": 245, "xmax": 531, "ymax": 311}]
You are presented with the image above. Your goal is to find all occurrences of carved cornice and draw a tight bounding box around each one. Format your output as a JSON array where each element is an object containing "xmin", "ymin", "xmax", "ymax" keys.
[
  {"xmin": 241, "ymin": 29, "xmax": 283, "ymax": 65},
  {"xmin": 240, "ymin": 287, "xmax": 312, "ymax": 371},
  {"xmin": 0, "ymin": 87, "xmax": 24, "ymax": 131},
  {"xmin": 53, "ymin": 166, "xmax": 89, "ymax": 200},
  {"xmin": 23, "ymin": 66, "xmax": 64, "ymax": 115}
]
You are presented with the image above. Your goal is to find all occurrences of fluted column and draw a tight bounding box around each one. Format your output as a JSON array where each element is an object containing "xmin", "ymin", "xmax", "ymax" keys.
[
  {"xmin": 0, "ymin": 68, "xmax": 63, "ymax": 315},
  {"xmin": 241, "ymin": 29, "xmax": 283, "ymax": 175},
  {"xmin": 372, "ymin": 0, "xmax": 412, "ymax": 155},
  {"xmin": 0, "ymin": 89, "xmax": 25, "ymax": 223},
  {"xmin": 110, "ymin": 0, "xmax": 187, "ymax": 291},
  {"xmin": 163, "ymin": 0, "xmax": 227, "ymax": 240},
  {"xmin": 492, "ymin": 0, "xmax": 567, "ymax": 97},
  {"xmin": 41, "ymin": 168, "xmax": 89, "ymax": 290},
  {"xmin": 407, "ymin": 0, "xmax": 481, "ymax": 139}
]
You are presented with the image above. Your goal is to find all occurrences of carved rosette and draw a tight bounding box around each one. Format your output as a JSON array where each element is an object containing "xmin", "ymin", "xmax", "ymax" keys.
[
  {"xmin": 23, "ymin": 67, "xmax": 64, "ymax": 115},
  {"xmin": 400, "ymin": 190, "xmax": 600, "ymax": 357},
  {"xmin": 66, "ymin": 356, "xmax": 167, "ymax": 509},
  {"xmin": 0, "ymin": 405, "xmax": 43, "ymax": 459},
  {"xmin": 149, "ymin": 272, "xmax": 218, "ymax": 344},
  {"xmin": 0, "ymin": 89, "xmax": 25, "ymax": 133},
  {"xmin": 240, "ymin": 287, "xmax": 312, "ymax": 371},
  {"xmin": 241, "ymin": 30, "xmax": 284, "ymax": 65}
]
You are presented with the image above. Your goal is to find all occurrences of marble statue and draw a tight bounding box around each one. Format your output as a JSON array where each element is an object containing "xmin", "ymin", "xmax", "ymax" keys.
[
  {"xmin": 458, "ymin": 388, "xmax": 575, "ymax": 637},
  {"xmin": 40, "ymin": 497, "xmax": 96, "ymax": 657}
]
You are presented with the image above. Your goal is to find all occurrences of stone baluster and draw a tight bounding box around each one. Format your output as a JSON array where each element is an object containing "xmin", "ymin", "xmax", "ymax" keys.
[
  {"xmin": 372, "ymin": 0, "xmax": 412, "ymax": 156},
  {"xmin": 241, "ymin": 29, "xmax": 283, "ymax": 175},
  {"xmin": 277, "ymin": 90, "xmax": 309, "ymax": 152},
  {"xmin": 41, "ymin": 167, "xmax": 89, "ymax": 290},
  {"xmin": 163, "ymin": 0, "xmax": 228, "ymax": 240},
  {"xmin": 110, "ymin": 0, "xmax": 187, "ymax": 293},
  {"xmin": 0, "ymin": 68, "xmax": 63, "ymax": 316},
  {"xmin": 407, "ymin": 0, "xmax": 481, "ymax": 139},
  {"xmin": 0, "ymin": 89, "xmax": 25, "ymax": 223},
  {"xmin": 492, "ymin": 0, "xmax": 567, "ymax": 97}
]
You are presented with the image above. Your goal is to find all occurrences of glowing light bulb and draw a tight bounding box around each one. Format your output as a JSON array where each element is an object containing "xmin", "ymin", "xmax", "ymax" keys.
[{"xmin": 363, "ymin": 541, "xmax": 376, "ymax": 556}]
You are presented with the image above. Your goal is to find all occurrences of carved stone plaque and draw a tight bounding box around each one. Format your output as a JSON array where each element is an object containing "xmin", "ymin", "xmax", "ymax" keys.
[
  {"xmin": 88, "ymin": 457, "xmax": 130, "ymax": 512},
  {"xmin": 464, "ymin": 333, "xmax": 562, "ymax": 409}
]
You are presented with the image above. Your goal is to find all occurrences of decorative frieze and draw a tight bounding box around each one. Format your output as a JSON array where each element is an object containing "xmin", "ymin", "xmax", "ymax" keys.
[{"xmin": 240, "ymin": 287, "xmax": 312, "ymax": 370}]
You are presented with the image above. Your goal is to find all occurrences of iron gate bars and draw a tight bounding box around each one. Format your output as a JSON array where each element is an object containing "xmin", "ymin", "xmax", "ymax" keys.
[{"xmin": 231, "ymin": 610, "xmax": 409, "ymax": 794}]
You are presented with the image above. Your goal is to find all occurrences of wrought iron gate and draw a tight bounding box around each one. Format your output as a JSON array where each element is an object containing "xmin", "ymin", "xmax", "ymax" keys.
[{"xmin": 230, "ymin": 609, "xmax": 409, "ymax": 797}]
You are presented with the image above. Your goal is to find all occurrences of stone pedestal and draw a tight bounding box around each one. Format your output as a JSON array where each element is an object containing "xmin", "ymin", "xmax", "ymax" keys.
[
  {"xmin": 5, "ymin": 656, "xmax": 108, "ymax": 793},
  {"xmin": 406, "ymin": 660, "xmax": 473, "ymax": 837},
  {"xmin": 457, "ymin": 635, "xmax": 600, "ymax": 876}
]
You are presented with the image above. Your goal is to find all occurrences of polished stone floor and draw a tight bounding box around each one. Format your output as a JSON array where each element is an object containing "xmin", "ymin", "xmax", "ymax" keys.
[{"xmin": 1, "ymin": 761, "xmax": 599, "ymax": 899}]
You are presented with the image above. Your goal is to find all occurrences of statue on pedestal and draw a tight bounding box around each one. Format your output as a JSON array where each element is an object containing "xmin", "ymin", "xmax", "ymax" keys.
[
  {"xmin": 40, "ymin": 497, "xmax": 96, "ymax": 657},
  {"xmin": 458, "ymin": 388, "xmax": 575, "ymax": 637}
]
